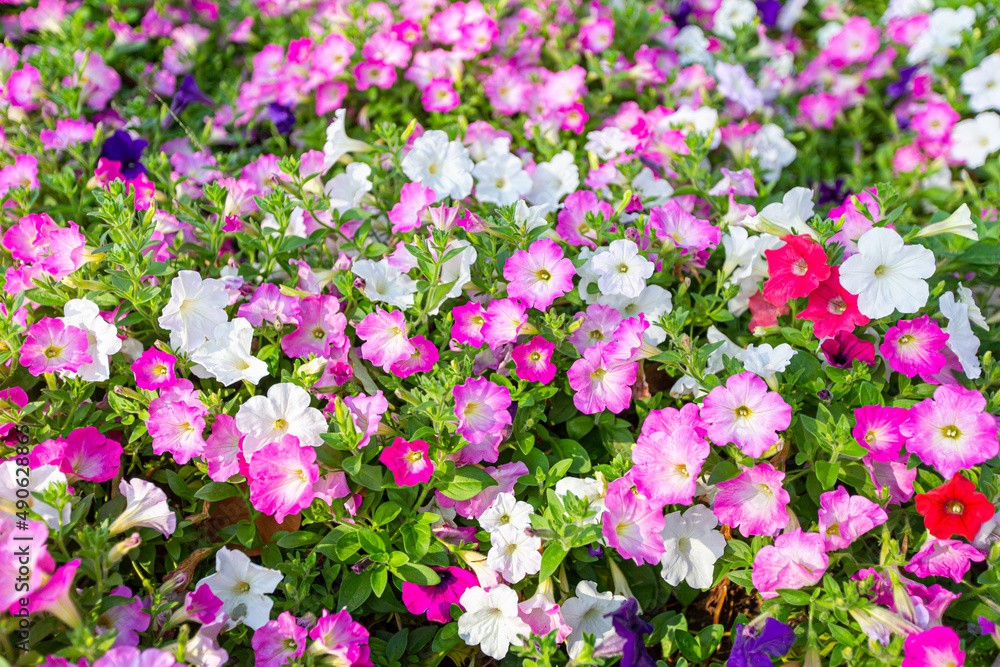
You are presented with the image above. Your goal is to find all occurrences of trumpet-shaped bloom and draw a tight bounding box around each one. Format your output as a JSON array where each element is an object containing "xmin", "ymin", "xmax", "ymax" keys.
[
  {"xmin": 853, "ymin": 405, "xmax": 909, "ymax": 462},
  {"xmin": 352, "ymin": 258, "xmax": 419, "ymax": 310},
  {"xmin": 797, "ymin": 266, "xmax": 869, "ymax": 338},
  {"xmin": 248, "ymin": 435, "xmax": 318, "ymax": 523},
  {"xmin": 356, "ymin": 307, "xmax": 416, "ymax": 371},
  {"xmin": 237, "ymin": 283, "xmax": 300, "ymax": 327},
  {"xmin": 308, "ymin": 608, "xmax": 371, "ymax": 665},
  {"xmin": 35, "ymin": 426, "xmax": 122, "ymax": 483},
  {"xmin": 342, "ymin": 391, "xmax": 389, "ymax": 448},
  {"xmin": 905, "ymin": 538, "xmax": 986, "ymax": 583},
  {"xmin": 191, "ymin": 318, "xmax": 269, "ymax": 386},
  {"xmin": 131, "ymin": 349, "xmax": 177, "ymax": 391},
  {"xmin": 511, "ymin": 336, "xmax": 557, "ymax": 384},
  {"xmin": 602, "ymin": 478, "xmax": 665, "ymax": 566},
  {"xmin": 198, "ymin": 547, "xmax": 283, "ymax": 630},
  {"xmin": 60, "ymin": 298, "xmax": 122, "ymax": 382},
  {"xmin": 402, "ymin": 566, "xmax": 478, "ymax": 623},
  {"xmin": 453, "ymin": 378, "xmax": 512, "ymax": 445},
  {"xmin": 713, "ymin": 463, "xmax": 790, "ymax": 537},
  {"xmin": 452, "ymin": 302, "xmax": 487, "ymax": 347},
  {"xmin": 252, "ymin": 611, "xmax": 306, "ymax": 667},
  {"xmin": 503, "ymin": 239, "xmax": 575, "ymax": 310},
  {"xmin": 379, "ymin": 437, "xmax": 434, "ymax": 486},
  {"xmin": 457, "ymin": 584, "xmax": 531, "ymax": 659},
  {"xmin": 915, "ymin": 473, "xmax": 995, "ymax": 540},
  {"xmin": 203, "ymin": 415, "xmax": 244, "ymax": 482},
  {"xmin": 763, "ymin": 234, "xmax": 831, "ymax": 303},
  {"xmin": 700, "ymin": 371, "xmax": 791, "ymax": 458},
  {"xmin": 659, "ymin": 505, "xmax": 727, "ymax": 589},
  {"xmin": 481, "ymin": 298, "xmax": 527, "ymax": 348},
  {"xmin": 486, "ymin": 524, "xmax": 542, "ymax": 583},
  {"xmin": 109, "ymin": 479, "xmax": 176, "ymax": 537},
  {"xmin": 818, "ymin": 486, "xmax": 888, "ymax": 551},
  {"xmin": 903, "ymin": 385, "xmax": 999, "ymax": 479},
  {"xmin": 389, "ymin": 182, "xmax": 436, "ymax": 233},
  {"xmin": 148, "ymin": 397, "xmax": 207, "ymax": 465},
  {"xmin": 590, "ymin": 240, "xmax": 654, "ymax": 299},
  {"xmin": 401, "ymin": 130, "xmax": 474, "ymax": 201},
  {"xmin": 281, "ymin": 295, "xmax": 348, "ymax": 360},
  {"xmin": 751, "ymin": 529, "xmax": 829, "ymax": 599},
  {"xmin": 389, "ymin": 335, "xmax": 439, "ymax": 377},
  {"xmin": 20, "ymin": 318, "xmax": 92, "ymax": 376},
  {"xmin": 880, "ymin": 315, "xmax": 949, "ymax": 377},
  {"xmin": 840, "ymin": 228, "xmax": 936, "ymax": 319},
  {"xmin": 561, "ymin": 580, "xmax": 625, "ymax": 659},
  {"xmin": 157, "ymin": 270, "xmax": 229, "ymax": 353},
  {"xmin": 479, "ymin": 492, "xmax": 535, "ymax": 533},
  {"xmin": 235, "ymin": 383, "xmax": 328, "ymax": 459},
  {"xmin": 730, "ymin": 618, "xmax": 795, "ymax": 667},
  {"xmin": 901, "ymin": 626, "xmax": 965, "ymax": 667},
  {"xmin": 567, "ymin": 342, "xmax": 638, "ymax": 415},
  {"xmin": 630, "ymin": 425, "xmax": 710, "ymax": 506}
]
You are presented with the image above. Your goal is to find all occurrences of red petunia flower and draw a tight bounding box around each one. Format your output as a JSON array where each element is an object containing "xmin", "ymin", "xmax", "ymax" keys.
[
  {"xmin": 762, "ymin": 234, "xmax": 832, "ymax": 304},
  {"xmin": 820, "ymin": 331, "xmax": 876, "ymax": 368},
  {"xmin": 915, "ymin": 473, "xmax": 995, "ymax": 540},
  {"xmin": 797, "ymin": 266, "xmax": 870, "ymax": 339},
  {"xmin": 748, "ymin": 291, "xmax": 789, "ymax": 332}
]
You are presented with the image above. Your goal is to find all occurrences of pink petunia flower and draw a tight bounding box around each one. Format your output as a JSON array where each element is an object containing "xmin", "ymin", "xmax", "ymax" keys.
[
  {"xmin": 905, "ymin": 538, "xmax": 986, "ymax": 583},
  {"xmin": 511, "ymin": 336, "xmax": 557, "ymax": 384},
  {"xmin": 649, "ymin": 201, "xmax": 721, "ymax": 254},
  {"xmin": 252, "ymin": 611, "xmax": 307, "ymax": 667},
  {"xmin": 556, "ymin": 191, "xmax": 609, "ymax": 248},
  {"xmin": 237, "ymin": 283, "xmax": 300, "ymax": 327},
  {"xmin": 503, "ymin": 239, "xmax": 576, "ymax": 311},
  {"xmin": 630, "ymin": 422, "xmax": 709, "ymax": 507},
  {"xmin": 602, "ymin": 477, "xmax": 665, "ymax": 566},
  {"xmin": 700, "ymin": 372, "xmax": 792, "ymax": 458},
  {"xmin": 281, "ymin": 295, "xmax": 347, "ymax": 359},
  {"xmin": 817, "ymin": 486, "xmax": 888, "ymax": 551},
  {"xmin": 422, "ymin": 78, "xmax": 460, "ymax": 113},
  {"xmin": 481, "ymin": 298, "xmax": 527, "ymax": 348},
  {"xmin": 96, "ymin": 586, "xmax": 149, "ymax": 648},
  {"xmin": 379, "ymin": 437, "xmax": 435, "ymax": 486},
  {"xmin": 864, "ymin": 454, "xmax": 917, "ymax": 506},
  {"xmin": 901, "ymin": 627, "xmax": 965, "ymax": 667},
  {"xmin": 389, "ymin": 182, "xmax": 436, "ymax": 233},
  {"xmin": 566, "ymin": 342, "xmax": 637, "ymax": 415},
  {"xmin": 402, "ymin": 566, "xmax": 478, "ymax": 623},
  {"xmin": 309, "ymin": 608, "xmax": 371, "ymax": 666},
  {"xmin": 880, "ymin": 315, "xmax": 949, "ymax": 378},
  {"xmin": 568, "ymin": 304, "xmax": 623, "ymax": 354},
  {"xmin": 452, "ymin": 301, "xmax": 487, "ymax": 347},
  {"xmin": 852, "ymin": 405, "xmax": 909, "ymax": 462},
  {"xmin": 248, "ymin": 435, "xmax": 319, "ymax": 523},
  {"xmin": 50, "ymin": 426, "xmax": 122, "ymax": 483},
  {"xmin": 20, "ymin": 318, "xmax": 92, "ymax": 376},
  {"xmin": 453, "ymin": 378, "xmax": 512, "ymax": 444},
  {"xmin": 203, "ymin": 415, "xmax": 245, "ymax": 483},
  {"xmin": 356, "ymin": 307, "xmax": 416, "ymax": 372},
  {"xmin": 903, "ymin": 385, "xmax": 999, "ymax": 479},
  {"xmin": 713, "ymin": 463, "xmax": 790, "ymax": 537},
  {"xmin": 148, "ymin": 381, "xmax": 208, "ymax": 465},
  {"xmin": 131, "ymin": 349, "xmax": 178, "ymax": 391},
  {"xmin": 341, "ymin": 391, "xmax": 389, "ymax": 448},
  {"xmin": 751, "ymin": 529, "xmax": 829, "ymax": 599},
  {"xmin": 389, "ymin": 335, "xmax": 439, "ymax": 377}
]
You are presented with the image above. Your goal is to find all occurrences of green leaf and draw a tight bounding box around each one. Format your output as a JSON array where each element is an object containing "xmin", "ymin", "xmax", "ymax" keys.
[
  {"xmin": 194, "ymin": 482, "xmax": 241, "ymax": 502},
  {"xmin": 552, "ymin": 439, "xmax": 592, "ymax": 473},
  {"xmin": 566, "ymin": 415, "xmax": 595, "ymax": 440},
  {"xmin": 439, "ymin": 466, "xmax": 497, "ymax": 501},
  {"xmin": 538, "ymin": 543, "xmax": 569, "ymax": 581},
  {"xmin": 373, "ymin": 502, "xmax": 402, "ymax": 526},
  {"xmin": 354, "ymin": 464, "xmax": 385, "ymax": 491},
  {"xmin": 815, "ymin": 460, "xmax": 841, "ymax": 490},
  {"xmin": 394, "ymin": 563, "xmax": 442, "ymax": 586},
  {"xmin": 777, "ymin": 588, "xmax": 812, "ymax": 606},
  {"xmin": 276, "ymin": 531, "xmax": 320, "ymax": 548},
  {"xmin": 371, "ymin": 567, "xmax": 388, "ymax": 597},
  {"xmin": 401, "ymin": 523, "xmax": 432, "ymax": 560},
  {"xmin": 387, "ymin": 629, "xmax": 408, "ymax": 663},
  {"xmin": 338, "ymin": 570, "xmax": 373, "ymax": 612}
]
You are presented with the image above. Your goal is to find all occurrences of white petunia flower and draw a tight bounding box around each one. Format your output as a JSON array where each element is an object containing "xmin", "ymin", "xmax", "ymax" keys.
[
  {"xmin": 473, "ymin": 153, "xmax": 532, "ymax": 206},
  {"xmin": 60, "ymin": 298, "xmax": 122, "ymax": 382},
  {"xmin": 748, "ymin": 123, "xmax": 796, "ymax": 182},
  {"xmin": 722, "ymin": 228, "xmax": 784, "ymax": 315},
  {"xmin": 940, "ymin": 286, "xmax": 988, "ymax": 379},
  {"xmin": 881, "ymin": 0, "xmax": 932, "ymax": 23},
  {"xmin": 401, "ymin": 130, "xmax": 474, "ymax": 201},
  {"xmin": 736, "ymin": 343, "xmax": 796, "ymax": 379},
  {"xmin": 597, "ymin": 284, "xmax": 674, "ymax": 344},
  {"xmin": 673, "ymin": 25, "xmax": 712, "ymax": 66},
  {"xmin": 950, "ymin": 112, "xmax": 1000, "ymax": 169},
  {"xmin": 815, "ymin": 22, "xmax": 842, "ymax": 48},
  {"xmin": 158, "ymin": 270, "xmax": 229, "ymax": 354},
  {"xmin": 457, "ymin": 584, "xmax": 531, "ymax": 659},
  {"xmin": 486, "ymin": 524, "xmax": 542, "ymax": 583},
  {"xmin": 631, "ymin": 168, "xmax": 674, "ymax": 208},
  {"xmin": 325, "ymin": 162, "xmax": 373, "ymax": 213},
  {"xmin": 659, "ymin": 505, "xmax": 727, "ymax": 589},
  {"xmin": 584, "ymin": 127, "xmax": 632, "ymax": 160},
  {"xmin": 479, "ymin": 492, "xmax": 534, "ymax": 533},
  {"xmin": 914, "ymin": 203, "xmax": 978, "ymax": 241},
  {"xmin": 712, "ymin": 0, "xmax": 756, "ymax": 39},
  {"xmin": 198, "ymin": 547, "xmax": 283, "ymax": 630},
  {"xmin": 0, "ymin": 462, "xmax": 70, "ymax": 529},
  {"xmin": 590, "ymin": 239, "xmax": 654, "ymax": 299},
  {"xmin": 109, "ymin": 478, "xmax": 176, "ymax": 537},
  {"xmin": 960, "ymin": 54, "xmax": 1000, "ymax": 113},
  {"xmin": 322, "ymin": 108, "xmax": 371, "ymax": 170},
  {"xmin": 743, "ymin": 187, "xmax": 817, "ymax": 238},
  {"xmin": 351, "ymin": 258, "xmax": 418, "ymax": 310},
  {"xmin": 526, "ymin": 150, "xmax": 579, "ymax": 212},
  {"xmin": 662, "ymin": 105, "xmax": 721, "ymax": 149},
  {"xmin": 560, "ymin": 580, "xmax": 625, "ymax": 659},
  {"xmin": 261, "ymin": 207, "xmax": 307, "ymax": 239},
  {"xmin": 840, "ymin": 227, "xmax": 936, "ymax": 319},
  {"xmin": 907, "ymin": 6, "xmax": 975, "ymax": 65},
  {"xmin": 189, "ymin": 318, "xmax": 269, "ymax": 386},
  {"xmin": 234, "ymin": 383, "xmax": 328, "ymax": 459},
  {"xmin": 512, "ymin": 200, "xmax": 549, "ymax": 231}
]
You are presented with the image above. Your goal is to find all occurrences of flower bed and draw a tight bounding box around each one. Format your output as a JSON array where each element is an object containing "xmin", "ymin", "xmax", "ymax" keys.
[{"xmin": 2, "ymin": 0, "xmax": 1000, "ymax": 666}]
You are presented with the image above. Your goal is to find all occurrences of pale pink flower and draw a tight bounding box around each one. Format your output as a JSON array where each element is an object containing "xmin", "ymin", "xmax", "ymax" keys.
[
  {"xmin": 389, "ymin": 182, "xmax": 435, "ymax": 233},
  {"xmin": 818, "ymin": 486, "xmax": 889, "ymax": 551},
  {"xmin": 567, "ymin": 342, "xmax": 637, "ymax": 415},
  {"xmin": 903, "ymin": 385, "xmax": 999, "ymax": 479},
  {"xmin": 905, "ymin": 538, "xmax": 986, "ymax": 583},
  {"xmin": 630, "ymin": 423, "xmax": 710, "ymax": 506},
  {"xmin": 453, "ymin": 378, "xmax": 512, "ymax": 444},
  {"xmin": 356, "ymin": 307, "xmax": 415, "ymax": 371},
  {"xmin": 342, "ymin": 391, "xmax": 389, "ymax": 448},
  {"xmin": 281, "ymin": 295, "xmax": 347, "ymax": 359},
  {"xmin": 503, "ymin": 239, "xmax": 576, "ymax": 311},
  {"xmin": 481, "ymin": 298, "xmax": 527, "ymax": 348},
  {"xmin": 602, "ymin": 477, "xmax": 665, "ymax": 565},
  {"xmin": 751, "ymin": 529, "xmax": 829, "ymax": 599},
  {"xmin": 700, "ymin": 372, "xmax": 791, "ymax": 457},
  {"xmin": 713, "ymin": 463, "xmax": 790, "ymax": 537},
  {"xmin": 203, "ymin": 415, "xmax": 244, "ymax": 483},
  {"xmin": 568, "ymin": 304, "xmax": 623, "ymax": 354},
  {"xmin": 20, "ymin": 318, "xmax": 92, "ymax": 376}
]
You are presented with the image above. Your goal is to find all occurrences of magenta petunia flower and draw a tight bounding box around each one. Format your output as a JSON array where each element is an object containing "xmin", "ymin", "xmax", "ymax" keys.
[
  {"xmin": 864, "ymin": 454, "xmax": 917, "ymax": 506},
  {"xmin": 751, "ymin": 529, "xmax": 829, "ymax": 599},
  {"xmin": 566, "ymin": 342, "xmax": 637, "ymax": 415},
  {"xmin": 602, "ymin": 477, "xmax": 665, "ymax": 566},
  {"xmin": 817, "ymin": 486, "xmax": 888, "ymax": 551},
  {"xmin": 60, "ymin": 426, "xmax": 122, "ymax": 483},
  {"xmin": 130, "ymin": 349, "xmax": 178, "ymax": 391},
  {"xmin": 556, "ymin": 190, "xmax": 608, "ymax": 247},
  {"xmin": 700, "ymin": 371, "xmax": 792, "ymax": 458},
  {"xmin": 247, "ymin": 435, "xmax": 319, "ymax": 523},
  {"xmin": 568, "ymin": 303, "xmax": 623, "ymax": 354},
  {"xmin": 630, "ymin": 424, "xmax": 709, "ymax": 507},
  {"xmin": 511, "ymin": 336, "xmax": 557, "ymax": 384},
  {"xmin": 148, "ymin": 400, "xmax": 207, "ymax": 465},
  {"xmin": 481, "ymin": 298, "xmax": 527, "ymax": 348},
  {"xmin": 356, "ymin": 307, "xmax": 415, "ymax": 371},
  {"xmin": 903, "ymin": 384, "xmax": 999, "ymax": 479},
  {"xmin": 389, "ymin": 335, "xmax": 439, "ymax": 377},
  {"xmin": 713, "ymin": 463, "xmax": 790, "ymax": 537},
  {"xmin": 309, "ymin": 608, "xmax": 371, "ymax": 666},
  {"xmin": 453, "ymin": 377, "xmax": 512, "ymax": 445},
  {"xmin": 901, "ymin": 626, "xmax": 965, "ymax": 667},
  {"xmin": 852, "ymin": 405, "xmax": 909, "ymax": 462},
  {"xmin": 503, "ymin": 239, "xmax": 576, "ymax": 311},
  {"xmin": 402, "ymin": 566, "xmax": 478, "ymax": 623},
  {"xmin": 252, "ymin": 611, "xmax": 307, "ymax": 667},
  {"xmin": 20, "ymin": 317, "xmax": 92, "ymax": 376},
  {"xmin": 237, "ymin": 283, "xmax": 300, "ymax": 327},
  {"xmin": 281, "ymin": 294, "xmax": 347, "ymax": 360},
  {"xmin": 650, "ymin": 200, "xmax": 721, "ymax": 253},
  {"xmin": 379, "ymin": 437, "xmax": 434, "ymax": 487},
  {"xmin": 905, "ymin": 538, "xmax": 986, "ymax": 583},
  {"xmin": 880, "ymin": 315, "xmax": 949, "ymax": 377},
  {"xmin": 389, "ymin": 182, "xmax": 436, "ymax": 233},
  {"xmin": 452, "ymin": 301, "xmax": 487, "ymax": 347}
]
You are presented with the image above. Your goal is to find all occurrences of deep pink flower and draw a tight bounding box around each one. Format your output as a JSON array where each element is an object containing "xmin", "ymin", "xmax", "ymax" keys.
[
  {"xmin": 511, "ymin": 336, "xmax": 557, "ymax": 384},
  {"xmin": 649, "ymin": 201, "xmax": 720, "ymax": 253},
  {"xmin": 630, "ymin": 423, "xmax": 709, "ymax": 507},
  {"xmin": 566, "ymin": 342, "xmax": 637, "ymax": 415},
  {"xmin": 453, "ymin": 378, "xmax": 512, "ymax": 444},
  {"xmin": 503, "ymin": 239, "xmax": 576, "ymax": 311},
  {"xmin": 853, "ymin": 405, "xmax": 909, "ymax": 462},
  {"xmin": 309, "ymin": 609, "xmax": 371, "ymax": 666},
  {"xmin": 26, "ymin": 559, "xmax": 82, "ymax": 627},
  {"xmin": 817, "ymin": 486, "xmax": 888, "ymax": 551},
  {"xmin": 751, "ymin": 529, "xmax": 829, "ymax": 599},
  {"xmin": 389, "ymin": 335, "xmax": 439, "ymax": 377},
  {"xmin": 713, "ymin": 463, "xmax": 790, "ymax": 537},
  {"xmin": 20, "ymin": 318, "xmax": 92, "ymax": 376},
  {"xmin": 402, "ymin": 566, "xmax": 478, "ymax": 623},
  {"xmin": 481, "ymin": 298, "xmax": 527, "ymax": 348},
  {"xmin": 422, "ymin": 78, "xmax": 460, "ymax": 113},
  {"xmin": 186, "ymin": 584, "xmax": 225, "ymax": 625},
  {"xmin": 602, "ymin": 477, "xmax": 665, "ymax": 566},
  {"xmin": 901, "ymin": 627, "xmax": 965, "ymax": 667},
  {"xmin": 903, "ymin": 385, "xmax": 999, "ymax": 479},
  {"xmin": 763, "ymin": 235, "xmax": 831, "ymax": 304},
  {"xmin": 59, "ymin": 426, "xmax": 122, "ymax": 483},
  {"xmin": 356, "ymin": 308, "xmax": 415, "ymax": 371},
  {"xmin": 821, "ymin": 331, "xmax": 876, "ymax": 367},
  {"xmin": 798, "ymin": 266, "xmax": 869, "ymax": 339},
  {"xmin": 148, "ymin": 398, "xmax": 207, "ymax": 465},
  {"xmin": 248, "ymin": 435, "xmax": 318, "ymax": 523},
  {"xmin": 556, "ymin": 191, "xmax": 609, "ymax": 248},
  {"xmin": 282, "ymin": 295, "xmax": 347, "ymax": 360},
  {"xmin": 452, "ymin": 301, "xmax": 487, "ymax": 347},
  {"xmin": 389, "ymin": 182, "xmax": 435, "ymax": 233},
  {"xmin": 825, "ymin": 16, "xmax": 880, "ymax": 67},
  {"xmin": 252, "ymin": 611, "xmax": 307, "ymax": 667},
  {"xmin": 701, "ymin": 372, "xmax": 792, "ymax": 458},
  {"xmin": 203, "ymin": 415, "xmax": 245, "ymax": 482},
  {"xmin": 0, "ymin": 388, "xmax": 28, "ymax": 439},
  {"xmin": 880, "ymin": 315, "xmax": 949, "ymax": 378},
  {"xmin": 131, "ymin": 349, "xmax": 177, "ymax": 391},
  {"xmin": 379, "ymin": 437, "xmax": 434, "ymax": 487}
]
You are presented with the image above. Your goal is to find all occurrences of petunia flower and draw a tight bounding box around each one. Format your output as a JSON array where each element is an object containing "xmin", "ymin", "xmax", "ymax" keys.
[
  {"xmin": 503, "ymin": 239, "xmax": 576, "ymax": 311},
  {"xmin": 190, "ymin": 318, "xmax": 269, "ymax": 386},
  {"xmin": 880, "ymin": 315, "xmax": 949, "ymax": 377},
  {"xmin": 728, "ymin": 618, "xmax": 795, "ymax": 667},
  {"xmin": 20, "ymin": 318, "xmax": 92, "ymax": 376},
  {"xmin": 99, "ymin": 130, "xmax": 147, "ymax": 179},
  {"xmin": 590, "ymin": 239, "xmax": 654, "ymax": 299},
  {"xmin": 252, "ymin": 611, "xmax": 306, "ymax": 667},
  {"xmin": 605, "ymin": 598, "xmax": 657, "ymax": 667},
  {"xmin": 235, "ymin": 383, "xmax": 328, "ymax": 459},
  {"xmin": 821, "ymin": 331, "xmax": 877, "ymax": 368},
  {"xmin": 602, "ymin": 478, "xmax": 665, "ymax": 566},
  {"xmin": 561, "ymin": 580, "xmax": 625, "ymax": 659},
  {"xmin": 700, "ymin": 371, "xmax": 791, "ymax": 458},
  {"xmin": 473, "ymin": 153, "xmax": 532, "ymax": 206},
  {"xmin": 389, "ymin": 335, "xmax": 439, "ymax": 377},
  {"xmin": 457, "ymin": 584, "xmax": 531, "ymax": 659},
  {"xmin": 401, "ymin": 130, "xmax": 474, "ymax": 201},
  {"xmin": 280, "ymin": 295, "xmax": 348, "ymax": 360},
  {"xmin": 905, "ymin": 538, "xmax": 986, "ymax": 583},
  {"xmin": 511, "ymin": 336, "xmax": 557, "ymax": 384},
  {"xmin": 109, "ymin": 479, "xmax": 176, "ymax": 538},
  {"xmin": 915, "ymin": 473, "xmax": 995, "ymax": 540},
  {"xmin": 840, "ymin": 228, "xmax": 936, "ymax": 319},
  {"xmin": 713, "ymin": 463, "xmax": 790, "ymax": 537},
  {"xmin": 903, "ymin": 385, "xmax": 999, "ymax": 479},
  {"xmin": 237, "ymin": 283, "xmax": 300, "ymax": 327},
  {"xmin": 853, "ymin": 405, "xmax": 908, "ymax": 462},
  {"xmin": 797, "ymin": 266, "xmax": 869, "ymax": 338},
  {"xmin": 131, "ymin": 349, "xmax": 177, "ymax": 391},
  {"xmin": 198, "ymin": 547, "xmax": 283, "ymax": 630},
  {"xmin": 567, "ymin": 342, "xmax": 637, "ymax": 415},
  {"xmin": 817, "ymin": 486, "xmax": 888, "ymax": 551},
  {"xmin": 453, "ymin": 378, "xmax": 512, "ymax": 445},
  {"xmin": 307, "ymin": 608, "xmax": 371, "ymax": 665},
  {"xmin": 901, "ymin": 626, "xmax": 965, "ymax": 667},
  {"xmin": 402, "ymin": 566, "xmax": 477, "ymax": 624},
  {"xmin": 341, "ymin": 391, "xmax": 389, "ymax": 449},
  {"xmin": 379, "ymin": 437, "xmax": 434, "ymax": 487},
  {"xmin": 487, "ymin": 524, "xmax": 542, "ymax": 583},
  {"xmin": 157, "ymin": 271, "xmax": 229, "ymax": 353},
  {"xmin": 518, "ymin": 580, "xmax": 572, "ymax": 644},
  {"xmin": 480, "ymin": 298, "xmax": 527, "ymax": 348},
  {"xmin": 248, "ymin": 435, "xmax": 318, "ymax": 523},
  {"xmin": 763, "ymin": 234, "xmax": 831, "ymax": 303},
  {"xmin": 96, "ymin": 586, "xmax": 149, "ymax": 648},
  {"xmin": 751, "ymin": 529, "xmax": 829, "ymax": 599},
  {"xmin": 659, "ymin": 505, "xmax": 726, "ymax": 589},
  {"xmin": 59, "ymin": 298, "xmax": 122, "ymax": 382},
  {"xmin": 630, "ymin": 424, "xmax": 709, "ymax": 506},
  {"xmin": 479, "ymin": 492, "xmax": 534, "ymax": 533}
]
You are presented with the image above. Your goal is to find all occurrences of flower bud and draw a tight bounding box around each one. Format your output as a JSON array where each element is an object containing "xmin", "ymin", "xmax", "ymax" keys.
[{"xmin": 108, "ymin": 532, "xmax": 142, "ymax": 564}]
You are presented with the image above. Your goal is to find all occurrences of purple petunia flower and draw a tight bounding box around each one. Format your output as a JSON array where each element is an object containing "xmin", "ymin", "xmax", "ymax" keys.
[
  {"xmin": 728, "ymin": 618, "xmax": 795, "ymax": 667},
  {"xmin": 268, "ymin": 103, "xmax": 296, "ymax": 135},
  {"xmin": 99, "ymin": 130, "xmax": 147, "ymax": 179},
  {"xmin": 166, "ymin": 75, "xmax": 214, "ymax": 126},
  {"xmin": 605, "ymin": 599, "xmax": 657, "ymax": 667},
  {"xmin": 755, "ymin": 0, "xmax": 782, "ymax": 28}
]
